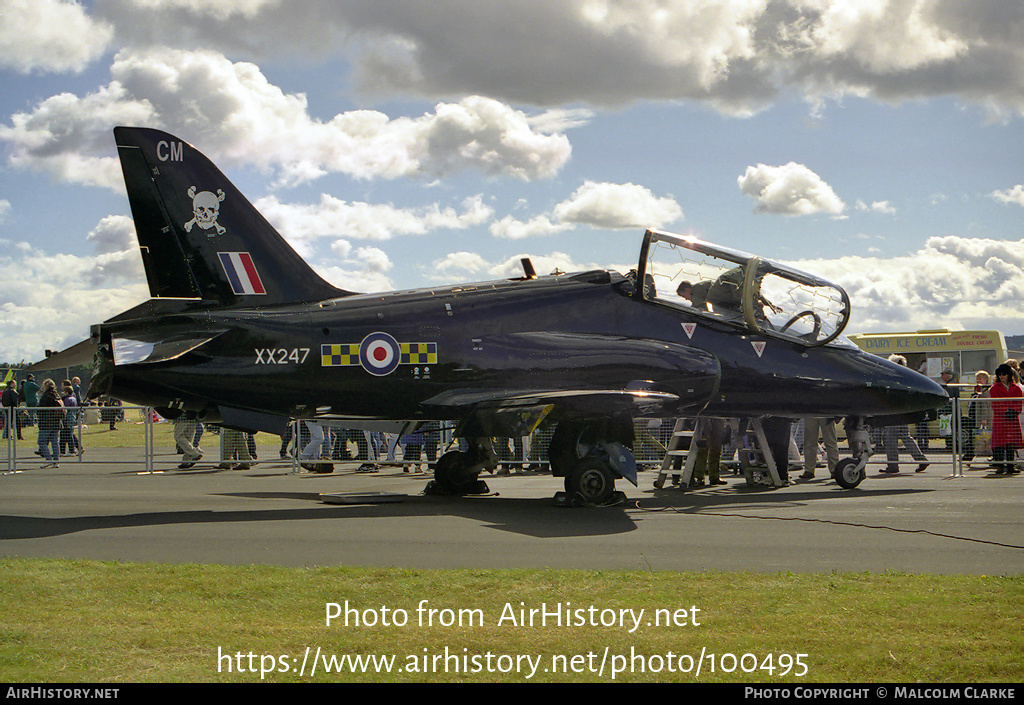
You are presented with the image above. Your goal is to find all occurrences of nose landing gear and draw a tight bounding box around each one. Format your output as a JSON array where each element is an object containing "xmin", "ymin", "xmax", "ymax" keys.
[{"xmin": 834, "ymin": 416, "xmax": 869, "ymax": 489}]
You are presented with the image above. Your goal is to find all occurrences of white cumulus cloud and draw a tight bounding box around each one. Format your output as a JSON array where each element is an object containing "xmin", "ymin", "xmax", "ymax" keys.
[
  {"xmin": 991, "ymin": 185, "xmax": 1024, "ymax": 206},
  {"xmin": 553, "ymin": 181, "xmax": 684, "ymax": 229},
  {"xmin": 432, "ymin": 251, "xmax": 491, "ymax": 276},
  {"xmin": 491, "ymin": 181, "xmax": 683, "ymax": 239},
  {"xmin": 0, "ymin": 228, "xmax": 148, "ymax": 361},
  {"xmin": 489, "ymin": 215, "xmax": 567, "ymax": 240},
  {"xmin": 738, "ymin": 162, "xmax": 845, "ymax": 216}
]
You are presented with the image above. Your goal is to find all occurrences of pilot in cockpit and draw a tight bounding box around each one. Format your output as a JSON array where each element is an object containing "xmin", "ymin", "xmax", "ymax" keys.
[
  {"xmin": 677, "ymin": 267, "xmax": 781, "ymax": 324},
  {"xmin": 676, "ymin": 280, "xmax": 710, "ymax": 311}
]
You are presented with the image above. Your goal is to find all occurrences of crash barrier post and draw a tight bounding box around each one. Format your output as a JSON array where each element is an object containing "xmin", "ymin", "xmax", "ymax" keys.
[
  {"xmin": 3, "ymin": 407, "xmax": 13, "ymax": 474},
  {"xmin": 833, "ymin": 388, "xmax": 1018, "ymax": 477},
  {"xmin": 290, "ymin": 419, "xmax": 301, "ymax": 474},
  {"xmin": 0, "ymin": 405, "xmax": 200, "ymax": 473},
  {"xmin": 0, "ymin": 412, "xmax": 821, "ymax": 476},
  {"xmin": 144, "ymin": 407, "xmax": 154, "ymax": 474},
  {"xmin": 952, "ymin": 396, "xmax": 963, "ymax": 477},
  {"xmin": 633, "ymin": 409, "xmax": 1009, "ymax": 479},
  {"xmin": 286, "ymin": 422, "xmax": 389, "ymax": 472}
]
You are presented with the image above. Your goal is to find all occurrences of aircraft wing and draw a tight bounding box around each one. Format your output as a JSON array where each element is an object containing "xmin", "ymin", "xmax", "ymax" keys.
[
  {"xmin": 422, "ymin": 386, "xmax": 696, "ymax": 441},
  {"xmin": 423, "ymin": 387, "xmax": 681, "ymax": 416}
]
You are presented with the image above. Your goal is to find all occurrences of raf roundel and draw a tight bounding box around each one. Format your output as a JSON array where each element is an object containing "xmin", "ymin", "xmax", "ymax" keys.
[{"xmin": 359, "ymin": 332, "xmax": 401, "ymax": 376}]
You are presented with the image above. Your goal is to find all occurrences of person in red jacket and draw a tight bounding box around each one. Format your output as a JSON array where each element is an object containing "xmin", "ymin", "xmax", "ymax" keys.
[{"xmin": 989, "ymin": 363, "xmax": 1023, "ymax": 475}]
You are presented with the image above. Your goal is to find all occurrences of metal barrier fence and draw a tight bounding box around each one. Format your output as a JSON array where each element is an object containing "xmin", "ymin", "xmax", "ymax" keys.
[
  {"xmin": 4, "ymin": 398, "xmax": 1021, "ymax": 475},
  {"xmin": 2, "ymin": 408, "xmax": 684, "ymax": 474},
  {"xmin": 943, "ymin": 392, "xmax": 1022, "ymax": 476},
  {"xmin": 4, "ymin": 405, "xmax": 154, "ymax": 474}
]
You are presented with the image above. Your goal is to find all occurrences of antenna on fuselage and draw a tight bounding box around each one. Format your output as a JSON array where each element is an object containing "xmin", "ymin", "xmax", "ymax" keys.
[{"xmin": 520, "ymin": 257, "xmax": 538, "ymax": 279}]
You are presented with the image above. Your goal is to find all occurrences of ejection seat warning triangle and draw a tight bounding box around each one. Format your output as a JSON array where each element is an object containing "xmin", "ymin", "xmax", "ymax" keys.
[{"xmin": 752, "ymin": 341, "xmax": 766, "ymax": 357}]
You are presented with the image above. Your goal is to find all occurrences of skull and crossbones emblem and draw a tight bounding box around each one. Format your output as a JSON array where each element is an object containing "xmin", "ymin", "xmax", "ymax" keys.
[{"xmin": 184, "ymin": 186, "xmax": 226, "ymax": 235}]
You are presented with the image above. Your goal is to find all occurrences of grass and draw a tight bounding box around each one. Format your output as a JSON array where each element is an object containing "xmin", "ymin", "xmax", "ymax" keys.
[{"xmin": 1, "ymin": 558, "xmax": 1021, "ymax": 683}]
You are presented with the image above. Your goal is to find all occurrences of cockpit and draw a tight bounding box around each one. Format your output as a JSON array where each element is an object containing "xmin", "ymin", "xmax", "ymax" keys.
[{"xmin": 634, "ymin": 229, "xmax": 851, "ymax": 347}]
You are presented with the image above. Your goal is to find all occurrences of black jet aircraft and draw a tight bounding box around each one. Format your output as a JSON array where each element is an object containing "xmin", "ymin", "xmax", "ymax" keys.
[{"xmin": 89, "ymin": 127, "xmax": 946, "ymax": 501}]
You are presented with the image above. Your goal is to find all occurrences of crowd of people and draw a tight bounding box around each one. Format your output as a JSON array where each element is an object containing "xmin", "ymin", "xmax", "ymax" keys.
[
  {"xmin": 169, "ymin": 419, "xmax": 444, "ymax": 472},
  {"xmin": 968, "ymin": 360, "xmax": 1024, "ymax": 475},
  {"xmin": 2, "ymin": 377, "xmax": 445, "ymax": 471},
  {"xmin": 3, "ymin": 374, "xmax": 93, "ymax": 468}
]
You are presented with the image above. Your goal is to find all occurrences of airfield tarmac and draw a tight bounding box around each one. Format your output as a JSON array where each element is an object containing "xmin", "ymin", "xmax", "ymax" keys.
[{"xmin": 2, "ymin": 450, "xmax": 1022, "ymax": 575}]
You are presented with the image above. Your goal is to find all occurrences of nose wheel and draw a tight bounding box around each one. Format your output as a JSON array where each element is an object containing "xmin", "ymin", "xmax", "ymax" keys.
[
  {"xmin": 833, "ymin": 457, "xmax": 866, "ymax": 489},
  {"xmin": 833, "ymin": 416, "xmax": 870, "ymax": 489}
]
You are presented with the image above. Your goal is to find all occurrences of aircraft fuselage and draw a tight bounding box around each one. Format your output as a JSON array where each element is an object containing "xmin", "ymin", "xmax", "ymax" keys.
[{"xmin": 96, "ymin": 268, "xmax": 943, "ymax": 429}]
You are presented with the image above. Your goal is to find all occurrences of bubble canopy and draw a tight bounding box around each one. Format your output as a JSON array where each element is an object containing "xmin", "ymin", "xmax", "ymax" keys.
[{"xmin": 635, "ymin": 229, "xmax": 851, "ymax": 347}]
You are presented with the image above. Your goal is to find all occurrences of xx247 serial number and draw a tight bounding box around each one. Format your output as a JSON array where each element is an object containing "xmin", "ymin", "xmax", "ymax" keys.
[{"xmin": 255, "ymin": 348, "xmax": 310, "ymax": 364}]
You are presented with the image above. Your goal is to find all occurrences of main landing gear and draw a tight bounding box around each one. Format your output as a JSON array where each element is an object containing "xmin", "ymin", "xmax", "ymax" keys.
[
  {"xmin": 548, "ymin": 418, "xmax": 637, "ymax": 506},
  {"xmin": 425, "ymin": 417, "xmax": 638, "ymax": 506},
  {"xmin": 428, "ymin": 438, "xmax": 497, "ymax": 496}
]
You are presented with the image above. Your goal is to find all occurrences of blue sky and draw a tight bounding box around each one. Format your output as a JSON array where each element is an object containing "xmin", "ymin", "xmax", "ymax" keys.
[{"xmin": 1, "ymin": 0, "xmax": 1023, "ymax": 362}]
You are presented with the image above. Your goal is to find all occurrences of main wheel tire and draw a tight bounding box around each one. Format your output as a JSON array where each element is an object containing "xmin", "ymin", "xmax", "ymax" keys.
[
  {"xmin": 833, "ymin": 458, "xmax": 865, "ymax": 489},
  {"xmin": 564, "ymin": 458, "xmax": 616, "ymax": 505},
  {"xmin": 433, "ymin": 450, "xmax": 477, "ymax": 495}
]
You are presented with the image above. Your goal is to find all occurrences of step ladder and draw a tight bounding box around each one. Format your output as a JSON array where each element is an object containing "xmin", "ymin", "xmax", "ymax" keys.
[
  {"xmin": 736, "ymin": 418, "xmax": 784, "ymax": 487},
  {"xmin": 653, "ymin": 417, "xmax": 697, "ymax": 488},
  {"xmin": 654, "ymin": 417, "xmax": 785, "ymax": 489}
]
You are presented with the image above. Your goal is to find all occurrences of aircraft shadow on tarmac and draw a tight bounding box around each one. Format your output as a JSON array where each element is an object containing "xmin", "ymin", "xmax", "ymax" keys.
[
  {"xmin": 0, "ymin": 480, "xmax": 931, "ymax": 542},
  {"xmin": 641, "ymin": 481, "xmax": 930, "ymax": 515},
  {"xmin": 0, "ymin": 497, "xmax": 631, "ymax": 541}
]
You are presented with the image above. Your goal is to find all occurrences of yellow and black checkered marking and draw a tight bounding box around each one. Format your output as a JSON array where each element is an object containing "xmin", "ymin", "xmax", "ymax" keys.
[
  {"xmin": 400, "ymin": 342, "xmax": 438, "ymax": 364},
  {"xmin": 321, "ymin": 343, "xmax": 360, "ymax": 367}
]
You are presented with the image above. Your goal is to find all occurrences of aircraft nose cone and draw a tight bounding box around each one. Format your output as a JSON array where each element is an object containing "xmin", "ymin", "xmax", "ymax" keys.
[{"xmin": 886, "ymin": 365, "xmax": 948, "ymax": 415}]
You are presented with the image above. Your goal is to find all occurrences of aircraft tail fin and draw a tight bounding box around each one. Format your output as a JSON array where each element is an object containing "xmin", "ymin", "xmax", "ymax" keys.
[{"xmin": 114, "ymin": 126, "xmax": 348, "ymax": 306}]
